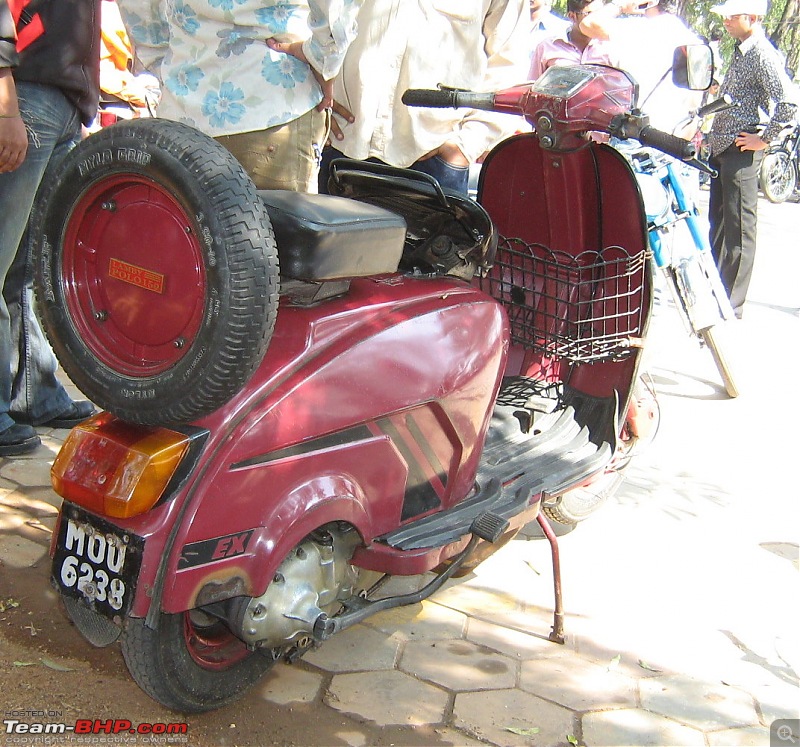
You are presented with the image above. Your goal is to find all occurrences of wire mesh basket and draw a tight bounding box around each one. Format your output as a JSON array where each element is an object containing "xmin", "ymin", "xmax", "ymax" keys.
[{"xmin": 479, "ymin": 237, "xmax": 649, "ymax": 363}]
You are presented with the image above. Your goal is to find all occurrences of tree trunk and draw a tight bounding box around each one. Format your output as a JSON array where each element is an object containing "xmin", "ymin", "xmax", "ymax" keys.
[{"xmin": 769, "ymin": 0, "xmax": 799, "ymax": 76}]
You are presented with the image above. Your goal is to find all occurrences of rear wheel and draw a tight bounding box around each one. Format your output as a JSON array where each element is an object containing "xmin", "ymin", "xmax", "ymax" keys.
[
  {"xmin": 122, "ymin": 609, "xmax": 277, "ymax": 713},
  {"xmin": 700, "ymin": 325, "xmax": 739, "ymax": 398},
  {"xmin": 31, "ymin": 119, "xmax": 279, "ymax": 424},
  {"xmin": 760, "ymin": 150, "xmax": 796, "ymax": 204}
]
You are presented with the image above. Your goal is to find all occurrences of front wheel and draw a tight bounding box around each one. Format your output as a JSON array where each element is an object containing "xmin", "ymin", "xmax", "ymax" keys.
[
  {"xmin": 700, "ymin": 326, "xmax": 739, "ymax": 398},
  {"xmin": 121, "ymin": 610, "xmax": 276, "ymax": 713},
  {"xmin": 760, "ymin": 150, "xmax": 797, "ymax": 204}
]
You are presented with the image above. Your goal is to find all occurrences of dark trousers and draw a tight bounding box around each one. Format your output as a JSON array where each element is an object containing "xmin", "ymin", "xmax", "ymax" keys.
[{"xmin": 708, "ymin": 145, "xmax": 763, "ymax": 317}]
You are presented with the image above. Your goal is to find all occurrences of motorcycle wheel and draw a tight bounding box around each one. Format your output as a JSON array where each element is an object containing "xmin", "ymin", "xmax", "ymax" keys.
[
  {"xmin": 616, "ymin": 373, "xmax": 661, "ymax": 471},
  {"xmin": 31, "ymin": 119, "xmax": 279, "ymax": 425},
  {"xmin": 122, "ymin": 609, "xmax": 277, "ymax": 713},
  {"xmin": 760, "ymin": 150, "xmax": 796, "ymax": 204},
  {"xmin": 542, "ymin": 470, "xmax": 621, "ymax": 526},
  {"xmin": 700, "ymin": 325, "xmax": 739, "ymax": 398}
]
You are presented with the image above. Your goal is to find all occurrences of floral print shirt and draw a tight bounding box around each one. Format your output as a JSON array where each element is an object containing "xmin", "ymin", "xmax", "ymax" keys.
[
  {"xmin": 117, "ymin": 0, "xmax": 361, "ymax": 136},
  {"xmin": 708, "ymin": 28, "xmax": 798, "ymax": 157}
]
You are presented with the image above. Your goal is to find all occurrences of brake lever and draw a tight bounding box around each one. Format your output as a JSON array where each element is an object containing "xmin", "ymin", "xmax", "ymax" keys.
[{"xmin": 684, "ymin": 156, "xmax": 717, "ymax": 177}]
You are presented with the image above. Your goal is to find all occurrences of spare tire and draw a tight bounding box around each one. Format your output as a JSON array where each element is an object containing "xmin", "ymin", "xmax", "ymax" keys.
[{"xmin": 31, "ymin": 119, "xmax": 279, "ymax": 425}]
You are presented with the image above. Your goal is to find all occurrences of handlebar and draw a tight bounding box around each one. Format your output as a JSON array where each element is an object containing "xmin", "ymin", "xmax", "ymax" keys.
[
  {"xmin": 402, "ymin": 88, "xmax": 496, "ymax": 111},
  {"xmin": 696, "ymin": 94, "xmax": 736, "ymax": 120},
  {"xmin": 403, "ymin": 82, "xmax": 702, "ymax": 166},
  {"xmin": 682, "ymin": 156, "xmax": 717, "ymax": 177},
  {"xmin": 637, "ymin": 126, "xmax": 697, "ymax": 161}
]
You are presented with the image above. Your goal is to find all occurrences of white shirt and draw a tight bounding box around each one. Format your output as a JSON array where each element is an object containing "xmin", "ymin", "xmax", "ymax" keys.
[
  {"xmin": 612, "ymin": 13, "xmax": 701, "ymax": 132},
  {"xmin": 530, "ymin": 10, "xmax": 570, "ymax": 53},
  {"xmin": 117, "ymin": 0, "xmax": 361, "ymax": 137},
  {"xmin": 331, "ymin": 0, "xmax": 532, "ymax": 167}
]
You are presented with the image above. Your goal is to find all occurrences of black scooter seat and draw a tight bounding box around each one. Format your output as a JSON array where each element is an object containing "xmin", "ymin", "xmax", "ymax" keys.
[{"xmin": 259, "ymin": 190, "xmax": 407, "ymax": 282}]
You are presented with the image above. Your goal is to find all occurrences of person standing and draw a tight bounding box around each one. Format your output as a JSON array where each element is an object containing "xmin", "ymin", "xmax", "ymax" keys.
[
  {"xmin": 117, "ymin": 0, "xmax": 361, "ymax": 193},
  {"xmin": 315, "ymin": 0, "xmax": 531, "ymax": 196},
  {"xmin": 529, "ymin": 0, "xmax": 618, "ymax": 81},
  {"xmin": 98, "ymin": 0, "xmax": 160, "ymax": 117},
  {"xmin": 0, "ymin": 0, "xmax": 98, "ymax": 456},
  {"xmin": 529, "ymin": 0, "xmax": 570, "ymax": 53},
  {"xmin": 706, "ymin": 0, "xmax": 797, "ymax": 318},
  {"xmin": 578, "ymin": 0, "xmax": 700, "ymax": 133}
]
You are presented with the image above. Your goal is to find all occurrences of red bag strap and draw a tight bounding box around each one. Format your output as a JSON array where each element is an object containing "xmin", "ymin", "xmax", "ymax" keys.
[{"xmin": 8, "ymin": 0, "xmax": 45, "ymax": 52}]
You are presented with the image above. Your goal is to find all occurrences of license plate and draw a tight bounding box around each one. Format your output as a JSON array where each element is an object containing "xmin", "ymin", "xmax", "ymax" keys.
[{"xmin": 51, "ymin": 503, "xmax": 144, "ymax": 620}]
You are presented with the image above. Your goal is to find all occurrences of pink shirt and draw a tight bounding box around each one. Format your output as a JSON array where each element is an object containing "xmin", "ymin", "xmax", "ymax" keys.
[{"xmin": 529, "ymin": 30, "xmax": 618, "ymax": 81}]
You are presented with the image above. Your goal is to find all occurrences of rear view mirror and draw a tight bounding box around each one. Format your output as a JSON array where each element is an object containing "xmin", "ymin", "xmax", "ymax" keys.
[{"xmin": 672, "ymin": 44, "xmax": 714, "ymax": 90}]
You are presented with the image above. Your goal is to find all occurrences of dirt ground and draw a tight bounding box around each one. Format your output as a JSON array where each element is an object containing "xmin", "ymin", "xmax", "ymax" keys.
[{"xmin": 0, "ymin": 560, "xmax": 458, "ymax": 747}]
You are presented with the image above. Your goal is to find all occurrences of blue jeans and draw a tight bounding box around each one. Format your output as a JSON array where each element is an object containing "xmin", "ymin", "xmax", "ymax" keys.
[
  {"xmin": 319, "ymin": 145, "xmax": 470, "ymax": 195},
  {"xmin": 0, "ymin": 83, "xmax": 80, "ymax": 430}
]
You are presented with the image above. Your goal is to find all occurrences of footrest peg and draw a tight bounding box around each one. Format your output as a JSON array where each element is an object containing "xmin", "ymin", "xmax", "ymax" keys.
[{"xmin": 470, "ymin": 512, "xmax": 510, "ymax": 543}]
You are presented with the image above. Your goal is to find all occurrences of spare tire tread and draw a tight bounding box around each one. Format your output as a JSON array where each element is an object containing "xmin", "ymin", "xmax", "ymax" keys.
[{"xmin": 31, "ymin": 119, "xmax": 280, "ymax": 425}]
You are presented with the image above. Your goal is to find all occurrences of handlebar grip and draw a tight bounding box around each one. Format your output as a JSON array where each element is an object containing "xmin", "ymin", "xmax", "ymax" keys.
[
  {"xmin": 638, "ymin": 126, "xmax": 696, "ymax": 161},
  {"xmin": 402, "ymin": 89, "xmax": 458, "ymax": 108},
  {"xmin": 697, "ymin": 94, "xmax": 735, "ymax": 119},
  {"xmin": 402, "ymin": 88, "xmax": 495, "ymax": 110}
]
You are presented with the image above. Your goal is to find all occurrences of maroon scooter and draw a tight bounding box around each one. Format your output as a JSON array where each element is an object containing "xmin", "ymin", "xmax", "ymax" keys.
[{"xmin": 35, "ymin": 48, "xmax": 710, "ymax": 713}]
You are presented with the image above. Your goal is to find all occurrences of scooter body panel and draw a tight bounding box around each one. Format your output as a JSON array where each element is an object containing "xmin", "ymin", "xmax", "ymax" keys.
[
  {"xmin": 477, "ymin": 134, "xmax": 651, "ymax": 404},
  {"xmin": 117, "ymin": 275, "xmax": 509, "ymax": 615}
]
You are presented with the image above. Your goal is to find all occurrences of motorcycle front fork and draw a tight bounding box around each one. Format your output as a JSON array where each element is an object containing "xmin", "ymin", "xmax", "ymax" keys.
[{"xmin": 650, "ymin": 223, "xmax": 735, "ymax": 337}]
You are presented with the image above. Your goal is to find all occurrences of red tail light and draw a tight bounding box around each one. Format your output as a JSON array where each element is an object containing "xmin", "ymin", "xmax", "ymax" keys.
[{"xmin": 51, "ymin": 413, "xmax": 190, "ymax": 519}]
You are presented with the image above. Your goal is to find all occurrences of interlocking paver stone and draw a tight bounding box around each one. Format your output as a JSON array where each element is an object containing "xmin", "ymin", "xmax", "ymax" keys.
[
  {"xmin": 39, "ymin": 434, "xmax": 66, "ymax": 453},
  {"xmin": 706, "ymin": 725, "xmax": 773, "ymax": 746},
  {"xmin": 751, "ymin": 679, "xmax": 800, "ymax": 723},
  {"xmin": 582, "ymin": 707, "xmax": 706, "ymax": 746},
  {"xmin": 325, "ymin": 670, "xmax": 448, "ymax": 726},
  {"xmin": 431, "ymin": 728, "xmax": 491, "ymax": 746},
  {"xmin": 0, "ymin": 488, "xmax": 60, "ymax": 516},
  {"xmin": 303, "ymin": 624, "xmax": 401, "ymax": 672},
  {"xmin": 434, "ymin": 578, "xmax": 523, "ymax": 620},
  {"xmin": 365, "ymin": 599, "xmax": 467, "ymax": 641},
  {"xmin": 0, "ymin": 503, "xmax": 24, "ymax": 532},
  {"xmin": 0, "ymin": 534, "xmax": 47, "ymax": 568},
  {"xmin": 257, "ymin": 662, "xmax": 324, "ymax": 705},
  {"xmin": 453, "ymin": 688, "xmax": 575, "ymax": 747},
  {"xmin": 437, "ymin": 585, "xmax": 562, "ymax": 642},
  {"xmin": 520, "ymin": 652, "xmax": 639, "ymax": 710},
  {"xmin": 401, "ymin": 639, "xmax": 517, "ymax": 691},
  {"xmin": 466, "ymin": 617, "xmax": 554, "ymax": 660},
  {"xmin": 640, "ymin": 674, "xmax": 760, "ymax": 730},
  {"xmin": 0, "ymin": 458, "xmax": 54, "ymax": 488}
]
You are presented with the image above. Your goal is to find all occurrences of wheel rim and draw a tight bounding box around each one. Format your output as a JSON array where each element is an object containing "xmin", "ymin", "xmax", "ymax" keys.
[
  {"xmin": 62, "ymin": 175, "xmax": 207, "ymax": 377},
  {"xmin": 183, "ymin": 611, "xmax": 251, "ymax": 671},
  {"xmin": 764, "ymin": 152, "xmax": 795, "ymax": 202}
]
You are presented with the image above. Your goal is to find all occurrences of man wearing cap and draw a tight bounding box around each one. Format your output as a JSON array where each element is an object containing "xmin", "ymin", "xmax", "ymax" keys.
[{"xmin": 706, "ymin": 0, "xmax": 797, "ymax": 318}]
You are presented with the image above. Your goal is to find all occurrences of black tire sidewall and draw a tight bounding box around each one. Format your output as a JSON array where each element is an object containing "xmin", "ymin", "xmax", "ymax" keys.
[
  {"xmin": 32, "ymin": 120, "xmax": 279, "ymax": 424},
  {"xmin": 762, "ymin": 150, "xmax": 795, "ymax": 204},
  {"xmin": 122, "ymin": 612, "xmax": 275, "ymax": 713}
]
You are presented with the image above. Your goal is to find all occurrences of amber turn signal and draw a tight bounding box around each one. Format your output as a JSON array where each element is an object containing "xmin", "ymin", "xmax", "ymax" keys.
[{"xmin": 51, "ymin": 412, "xmax": 190, "ymax": 519}]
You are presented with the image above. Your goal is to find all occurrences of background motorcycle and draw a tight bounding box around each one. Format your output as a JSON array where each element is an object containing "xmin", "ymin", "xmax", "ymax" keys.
[
  {"xmin": 615, "ymin": 96, "xmax": 740, "ymax": 398},
  {"xmin": 32, "ymin": 51, "xmax": 708, "ymax": 713},
  {"xmin": 759, "ymin": 120, "xmax": 800, "ymax": 204}
]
